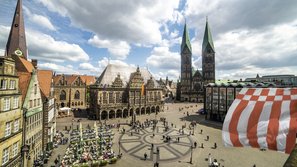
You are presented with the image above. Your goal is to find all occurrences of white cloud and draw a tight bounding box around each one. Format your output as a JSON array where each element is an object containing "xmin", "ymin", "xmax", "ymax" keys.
[
  {"xmin": 88, "ymin": 35, "xmax": 130, "ymax": 60},
  {"xmin": 39, "ymin": 63, "xmax": 79, "ymax": 74},
  {"xmin": 215, "ymin": 21, "xmax": 297, "ymax": 71},
  {"xmin": 30, "ymin": 14, "xmax": 56, "ymax": 31},
  {"xmin": 146, "ymin": 46, "xmax": 180, "ymax": 69},
  {"xmin": 78, "ymin": 62, "xmax": 100, "ymax": 73},
  {"xmin": 26, "ymin": 29, "xmax": 89, "ymax": 62},
  {"xmin": 146, "ymin": 46, "xmax": 181, "ymax": 81},
  {"xmin": 97, "ymin": 57, "xmax": 135, "ymax": 71},
  {"xmin": 24, "ymin": 6, "xmax": 56, "ymax": 31},
  {"xmin": 38, "ymin": 0, "xmax": 181, "ymax": 46}
]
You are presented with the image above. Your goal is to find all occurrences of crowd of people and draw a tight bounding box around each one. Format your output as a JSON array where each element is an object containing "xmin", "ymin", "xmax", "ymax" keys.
[{"xmin": 59, "ymin": 124, "xmax": 118, "ymax": 166}]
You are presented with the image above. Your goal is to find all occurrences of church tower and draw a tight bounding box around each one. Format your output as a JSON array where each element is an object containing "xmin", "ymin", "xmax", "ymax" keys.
[
  {"xmin": 202, "ymin": 18, "xmax": 215, "ymax": 84},
  {"xmin": 6, "ymin": 0, "xmax": 28, "ymax": 60},
  {"xmin": 180, "ymin": 23, "xmax": 192, "ymax": 101}
]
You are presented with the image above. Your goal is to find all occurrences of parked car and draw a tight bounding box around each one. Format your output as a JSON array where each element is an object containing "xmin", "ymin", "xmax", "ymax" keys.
[{"xmin": 198, "ymin": 108, "xmax": 207, "ymax": 115}]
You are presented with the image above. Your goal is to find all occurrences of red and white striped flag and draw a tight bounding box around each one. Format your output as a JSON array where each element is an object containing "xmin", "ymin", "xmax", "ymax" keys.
[{"xmin": 222, "ymin": 88, "xmax": 297, "ymax": 154}]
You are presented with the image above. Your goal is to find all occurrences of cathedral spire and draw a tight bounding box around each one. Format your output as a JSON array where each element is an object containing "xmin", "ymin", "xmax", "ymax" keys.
[
  {"xmin": 181, "ymin": 22, "xmax": 192, "ymax": 53},
  {"xmin": 202, "ymin": 17, "xmax": 215, "ymax": 52},
  {"xmin": 6, "ymin": 0, "xmax": 28, "ymax": 59}
]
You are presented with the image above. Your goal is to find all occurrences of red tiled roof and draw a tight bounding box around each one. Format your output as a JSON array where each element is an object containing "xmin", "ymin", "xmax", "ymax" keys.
[
  {"xmin": 17, "ymin": 72, "xmax": 31, "ymax": 102},
  {"xmin": 65, "ymin": 75, "xmax": 79, "ymax": 85},
  {"xmin": 80, "ymin": 75, "xmax": 96, "ymax": 85},
  {"xmin": 53, "ymin": 75, "xmax": 62, "ymax": 85},
  {"xmin": 37, "ymin": 70, "xmax": 53, "ymax": 98},
  {"xmin": 53, "ymin": 74, "xmax": 80, "ymax": 86},
  {"xmin": 18, "ymin": 57, "xmax": 34, "ymax": 72}
]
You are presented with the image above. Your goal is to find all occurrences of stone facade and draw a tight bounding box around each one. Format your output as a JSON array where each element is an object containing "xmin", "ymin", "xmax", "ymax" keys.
[
  {"xmin": 20, "ymin": 70, "xmax": 43, "ymax": 167},
  {"xmin": 0, "ymin": 57, "xmax": 22, "ymax": 167},
  {"xmin": 89, "ymin": 65, "xmax": 164, "ymax": 121},
  {"xmin": 53, "ymin": 75, "xmax": 86, "ymax": 109},
  {"xmin": 37, "ymin": 70, "xmax": 56, "ymax": 151},
  {"xmin": 178, "ymin": 20, "xmax": 215, "ymax": 102}
]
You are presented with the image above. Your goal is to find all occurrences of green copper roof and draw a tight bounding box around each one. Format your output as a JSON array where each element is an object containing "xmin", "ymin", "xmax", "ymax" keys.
[
  {"xmin": 202, "ymin": 20, "xmax": 215, "ymax": 52},
  {"xmin": 181, "ymin": 23, "xmax": 192, "ymax": 53}
]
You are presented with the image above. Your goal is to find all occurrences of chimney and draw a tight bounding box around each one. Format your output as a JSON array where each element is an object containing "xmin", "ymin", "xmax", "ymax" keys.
[{"xmin": 32, "ymin": 59, "xmax": 37, "ymax": 69}]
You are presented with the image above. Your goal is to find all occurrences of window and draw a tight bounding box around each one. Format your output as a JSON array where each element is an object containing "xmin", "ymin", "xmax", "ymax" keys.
[
  {"xmin": 12, "ymin": 142, "xmax": 18, "ymax": 157},
  {"xmin": 9, "ymin": 80, "xmax": 15, "ymax": 89},
  {"xmin": 14, "ymin": 119, "xmax": 19, "ymax": 132},
  {"xmin": 103, "ymin": 92, "xmax": 107, "ymax": 104},
  {"xmin": 37, "ymin": 98, "xmax": 40, "ymax": 106},
  {"xmin": 30, "ymin": 100, "xmax": 32, "ymax": 108},
  {"xmin": 60, "ymin": 90, "xmax": 66, "ymax": 100},
  {"xmin": 13, "ymin": 96, "xmax": 18, "ymax": 109},
  {"xmin": 5, "ymin": 122, "xmax": 11, "ymax": 137},
  {"xmin": 34, "ymin": 99, "xmax": 36, "ymax": 107},
  {"xmin": 1, "ymin": 80, "xmax": 7, "ymax": 89},
  {"xmin": 2, "ymin": 148, "xmax": 9, "ymax": 165},
  {"xmin": 109, "ymin": 92, "xmax": 114, "ymax": 103},
  {"xmin": 74, "ymin": 90, "xmax": 80, "ymax": 99},
  {"xmin": 3, "ymin": 98, "xmax": 10, "ymax": 111}
]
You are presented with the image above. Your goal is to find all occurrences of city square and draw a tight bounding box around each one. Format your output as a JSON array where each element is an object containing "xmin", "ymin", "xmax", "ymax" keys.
[
  {"xmin": 1, "ymin": 0, "xmax": 297, "ymax": 166},
  {"xmin": 45, "ymin": 103, "xmax": 289, "ymax": 167}
]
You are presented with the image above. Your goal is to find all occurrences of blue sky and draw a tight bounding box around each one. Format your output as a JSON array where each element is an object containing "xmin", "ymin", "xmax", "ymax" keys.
[{"xmin": 1, "ymin": 0, "xmax": 297, "ymax": 81}]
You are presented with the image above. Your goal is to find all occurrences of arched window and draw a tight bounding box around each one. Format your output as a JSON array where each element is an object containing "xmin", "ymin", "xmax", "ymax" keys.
[
  {"xmin": 60, "ymin": 90, "xmax": 66, "ymax": 100},
  {"xmin": 74, "ymin": 90, "xmax": 80, "ymax": 99}
]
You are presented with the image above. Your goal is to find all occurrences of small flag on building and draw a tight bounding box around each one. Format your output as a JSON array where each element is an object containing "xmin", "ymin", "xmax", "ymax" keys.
[{"xmin": 222, "ymin": 88, "xmax": 297, "ymax": 154}]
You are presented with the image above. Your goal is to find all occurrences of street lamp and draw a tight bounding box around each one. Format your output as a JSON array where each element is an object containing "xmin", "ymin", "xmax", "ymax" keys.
[
  {"xmin": 21, "ymin": 108, "xmax": 30, "ymax": 166},
  {"xmin": 118, "ymin": 141, "xmax": 121, "ymax": 155},
  {"xmin": 190, "ymin": 145, "xmax": 193, "ymax": 164}
]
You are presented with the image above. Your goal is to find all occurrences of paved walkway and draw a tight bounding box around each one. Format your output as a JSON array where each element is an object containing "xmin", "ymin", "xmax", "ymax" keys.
[
  {"xmin": 46, "ymin": 102, "xmax": 289, "ymax": 167},
  {"xmin": 119, "ymin": 122, "xmax": 194, "ymax": 163}
]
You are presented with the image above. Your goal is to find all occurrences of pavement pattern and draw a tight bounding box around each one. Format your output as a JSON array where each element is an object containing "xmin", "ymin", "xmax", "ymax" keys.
[
  {"xmin": 45, "ymin": 102, "xmax": 289, "ymax": 167},
  {"xmin": 119, "ymin": 123, "xmax": 193, "ymax": 163}
]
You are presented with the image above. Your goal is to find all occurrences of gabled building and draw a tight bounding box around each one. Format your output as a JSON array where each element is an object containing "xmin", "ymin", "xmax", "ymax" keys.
[
  {"xmin": 89, "ymin": 64, "xmax": 163, "ymax": 121},
  {"xmin": 18, "ymin": 68, "xmax": 43, "ymax": 167},
  {"xmin": 53, "ymin": 74, "xmax": 86, "ymax": 109},
  {"xmin": 37, "ymin": 70, "xmax": 56, "ymax": 152},
  {"xmin": 0, "ymin": 57, "xmax": 22, "ymax": 167},
  {"xmin": 80, "ymin": 75, "xmax": 96, "ymax": 108},
  {"xmin": 4, "ymin": 0, "xmax": 44, "ymax": 166},
  {"xmin": 157, "ymin": 77, "xmax": 177, "ymax": 99}
]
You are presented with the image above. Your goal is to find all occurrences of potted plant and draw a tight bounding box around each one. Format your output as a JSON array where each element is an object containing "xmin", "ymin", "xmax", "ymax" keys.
[
  {"xmin": 99, "ymin": 160, "xmax": 108, "ymax": 166},
  {"xmin": 91, "ymin": 161, "xmax": 99, "ymax": 167},
  {"xmin": 109, "ymin": 157, "xmax": 117, "ymax": 164}
]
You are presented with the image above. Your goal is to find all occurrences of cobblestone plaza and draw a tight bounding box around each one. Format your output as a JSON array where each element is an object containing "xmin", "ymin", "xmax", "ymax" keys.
[{"xmin": 47, "ymin": 103, "xmax": 289, "ymax": 167}]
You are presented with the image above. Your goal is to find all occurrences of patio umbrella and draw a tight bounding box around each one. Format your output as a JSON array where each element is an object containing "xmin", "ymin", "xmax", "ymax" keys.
[{"xmin": 80, "ymin": 122, "xmax": 83, "ymax": 141}]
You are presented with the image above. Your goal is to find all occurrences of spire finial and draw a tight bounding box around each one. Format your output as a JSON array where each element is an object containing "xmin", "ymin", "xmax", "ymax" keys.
[
  {"xmin": 206, "ymin": 16, "xmax": 208, "ymax": 22},
  {"xmin": 6, "ymin": 0, "xmax": 28, "ymax": 59}
]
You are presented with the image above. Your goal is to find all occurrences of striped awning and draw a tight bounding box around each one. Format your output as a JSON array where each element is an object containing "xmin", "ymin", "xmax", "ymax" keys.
[{"xmin": 222, "ymin": 88, "xmax": 297, "ymax": 154}]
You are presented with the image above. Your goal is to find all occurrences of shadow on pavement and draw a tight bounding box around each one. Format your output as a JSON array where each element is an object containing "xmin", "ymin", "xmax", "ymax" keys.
[
  {"xmin": 72, "ymin": 109, "xmax": 88, "ymax": 118},
  {"xmin": 179, "ymin": 114, "xmax": 223, "ymax": 130}
]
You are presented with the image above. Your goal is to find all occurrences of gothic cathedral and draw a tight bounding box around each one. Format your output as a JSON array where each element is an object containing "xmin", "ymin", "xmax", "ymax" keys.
[{"xmin": 178, "ymin": 19, "xmax": 215, "ymax": 102}]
